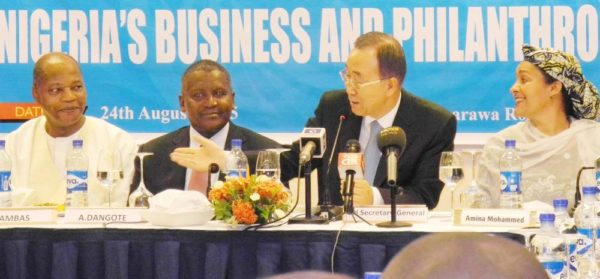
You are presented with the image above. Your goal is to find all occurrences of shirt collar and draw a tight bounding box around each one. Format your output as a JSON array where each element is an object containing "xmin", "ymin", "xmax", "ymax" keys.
[
  {"xmin": 189, "ymin": 122, "xmax": 229, "ymax": 149},
  {"xmin": 363, "ymin": 93, "xmax": 402, "ymax": 128}
]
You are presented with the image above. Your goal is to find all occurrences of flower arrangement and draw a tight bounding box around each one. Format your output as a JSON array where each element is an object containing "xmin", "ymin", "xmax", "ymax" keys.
[{"xmin": 208, "ymin": 175, "xmax": 291, "ymax": 225}]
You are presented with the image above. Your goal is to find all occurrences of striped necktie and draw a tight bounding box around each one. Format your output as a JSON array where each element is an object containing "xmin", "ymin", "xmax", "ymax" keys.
[{"xmin": 364, "ymin": 121, "xmax": 382, "ymax": 185}]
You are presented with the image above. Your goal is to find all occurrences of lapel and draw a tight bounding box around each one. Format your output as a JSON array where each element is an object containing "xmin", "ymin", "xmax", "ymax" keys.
[
  {"xmin": 169, "ymin": 127, "xmax": 190, "ymax": 190},
  {"xmin": 224, "ymin": 122, "xmax": 237, "ymax": 150},
  {"xmin": 373, "ymin": 90, "xmax": 419, "ymax": 187}
]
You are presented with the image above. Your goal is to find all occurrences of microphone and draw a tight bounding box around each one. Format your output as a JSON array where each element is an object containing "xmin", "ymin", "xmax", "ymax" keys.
[
  {"xmin": 323, "ymin": 115, "xmax": 346, "ymax": 205},
  {"xmin": 299, "ymin": 127, "xmax": 326, "ymax": 165},
  {"xmin": 377, "ymin": 126, "xmax": 407, "ymax": 187},
  {"xmin": 208, "ymin": 163, "xmax": 220, "ymax": 191},
  {"xmin": 338, "ymin": 139, "xmax": 364, "ymax": 212},
  {"xmin": 325, "ymin": 115, "xmax": 347, "ymax": 179},
  {"xmin": 338, "ymin": 140, "xmax": 364, "ymax": 181}
]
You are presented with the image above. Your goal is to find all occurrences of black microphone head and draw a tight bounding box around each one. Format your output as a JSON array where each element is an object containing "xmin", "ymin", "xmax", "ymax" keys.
[
  {"xmin": 377, "ymin": 126, "xmax": 407, "ymax": 156},
  {"xmin": 344, "ymin": 139, "xmax": 361, "ymax": 153},
  {"xmin": 209, "ymin": 163, "xmax": 220, "ymax": 173}
]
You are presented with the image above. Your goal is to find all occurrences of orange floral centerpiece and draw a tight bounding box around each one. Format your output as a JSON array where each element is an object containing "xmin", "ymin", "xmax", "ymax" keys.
[{"xmin": 208, "ymin": 175, "xmax": 291, "ymax": 225}]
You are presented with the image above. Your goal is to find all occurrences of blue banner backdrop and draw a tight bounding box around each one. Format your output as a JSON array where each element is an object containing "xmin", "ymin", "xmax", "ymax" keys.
[{"xmin": 0, "ymin": 0, "xmax": 598, "ymax": 133}]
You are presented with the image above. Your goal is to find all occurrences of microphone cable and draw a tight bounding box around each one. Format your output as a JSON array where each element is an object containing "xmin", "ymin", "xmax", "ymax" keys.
[{"xmin": 330, "ymin": 222, "xmax": 346, "ymax": 273}]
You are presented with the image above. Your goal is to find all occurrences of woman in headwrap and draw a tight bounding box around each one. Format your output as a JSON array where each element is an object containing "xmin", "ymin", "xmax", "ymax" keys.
[{"xmin": 478, "ymin": 45, "xmax": 600, "ymax": 209}]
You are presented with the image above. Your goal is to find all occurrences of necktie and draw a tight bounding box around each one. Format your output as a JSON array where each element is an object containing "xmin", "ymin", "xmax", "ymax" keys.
[
  {"xmin": 188, "ymin": 171, "xmax": 209, "ymax": 195},
  {"xmin": 364, "ymin": 121, "xmax": 382, "ymax": 186}
]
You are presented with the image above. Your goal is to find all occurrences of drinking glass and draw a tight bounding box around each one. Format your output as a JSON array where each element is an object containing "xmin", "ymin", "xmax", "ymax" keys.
[
  {"xmin": 256, "ymin": 150, "xmax": 281, "ymax": 181},
  {"xmin": 460, "ymin": 150, "xmax": 492, "ymax": 208},
  {"xmin": 97, "ymin": 149, "xmax": 123, "ymax": 207},
  {"xmin": 128, "ymin": 152, "xmax": 154, "ymax": 208},
  {"xmin": 439, "ymin": 151, "xmax": 465, "ymax": 212}
]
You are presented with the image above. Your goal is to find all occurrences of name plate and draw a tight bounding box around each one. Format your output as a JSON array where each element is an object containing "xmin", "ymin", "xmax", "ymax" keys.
[
  {"xmin": 351, "ymin": 205, "xmax": 428, "ymax": 222},
  {"xmin": 0, "ymin": 207, "xmax": 57, "ymax": 224},
  {"xmin": 454, "ymin": 208, "xmax": 535, "ymax": 227},
  {"xmin": 64, "ymin": 207, "xmax": 144, "ymax": 224}
]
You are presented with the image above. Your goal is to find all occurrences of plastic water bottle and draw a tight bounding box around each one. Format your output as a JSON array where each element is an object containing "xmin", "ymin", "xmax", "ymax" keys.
[
  {"xmin": 553, "ymin": 198, "xmax": 571, "ymax": 233},
  {"xmin": 0, "ymin": 140, "xmax": 12, "ymax": 207},
  {"xmin": 65, "ymin": 139, "xmax": 89, "ymax": 207},
  {"xmin": 530, "ymin": 213, "xmax": 567, "ymax": 279},
  {"xmin": 574, "ymin": 186, "xmax": 599, "ymax": 278},
  {"xmin": 225, "ymin": 139, "xmax": 249, "ymax": 179},
  {"xmin": 499, "ymin": 139, "xmax": 522, "ymax": 208}
]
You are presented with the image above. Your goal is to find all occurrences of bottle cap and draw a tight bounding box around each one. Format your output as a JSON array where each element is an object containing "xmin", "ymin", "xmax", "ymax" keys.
[
  {"xmin": 231, "ymin": 139, "xmax": 242, "ymax": 149},
  {"xmin": 582, "ymin": 186, "xmax": 597, "ymax": 195},
  {"xmin": 363, "ymin": 272, "xmax": 382, "ymax": 279},
  {"xmin": 504, "ymin": 139, "xmax": 516, "ymax": 148},
  {"xmin": 72, "ymin": 139, "xmax": 83, "ymax": 148},
  {"xmin": 552, "ymin": 198, "xmax": 568, "ymax": 208},
  {"xmin": 539, "ymin": 213, "xmax": 555, "ymax": 222}
]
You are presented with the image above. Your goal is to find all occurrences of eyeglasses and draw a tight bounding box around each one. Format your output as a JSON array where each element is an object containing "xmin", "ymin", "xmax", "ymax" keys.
[{"xmin": 339, "ymin": 68, "xmax": 388, "ymax": 90}]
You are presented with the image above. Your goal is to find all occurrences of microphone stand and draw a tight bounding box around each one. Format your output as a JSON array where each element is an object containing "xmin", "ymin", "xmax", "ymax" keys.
[
  {"xmin": 317, "ymin": 181, "xmax": 344, "ymax": 221},
  {"xmin": 317, "ymin": 116, "xmax": 346, "ymax": 221},
  {"xmin": 289, "ymin": 161, "xmax": 329, "ymax": 224},
  {"xmin": 376, "ymin": 182, "xmax": 412, "ymax": 228},
  {"xmin": 342, "ymin": 173, "xmax": 372, "ymax": 225}
]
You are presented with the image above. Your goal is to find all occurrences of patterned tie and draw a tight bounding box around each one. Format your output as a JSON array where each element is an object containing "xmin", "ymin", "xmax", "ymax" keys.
[{"xmin": 364, "ymin": 121, "xmax": 382, "ymax": 185}]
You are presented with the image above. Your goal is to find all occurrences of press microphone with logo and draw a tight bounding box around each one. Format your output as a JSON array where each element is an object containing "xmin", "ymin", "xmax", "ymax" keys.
[
  {"xmin": 338, "ymin": 139, "xmax": 364, "ymax": 213},
  {"xmin": 299, "ymin": 127, "xmax": 326, "ymax": 165},
  {"xmin": 377, "ymin": 126, "xmax": 407, "ymax": 187}
]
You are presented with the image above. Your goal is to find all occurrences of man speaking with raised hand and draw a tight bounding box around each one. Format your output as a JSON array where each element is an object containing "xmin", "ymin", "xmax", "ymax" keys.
[{"xmin": 171, "ymin": 32, "xmax": 456, "ymax": 209}]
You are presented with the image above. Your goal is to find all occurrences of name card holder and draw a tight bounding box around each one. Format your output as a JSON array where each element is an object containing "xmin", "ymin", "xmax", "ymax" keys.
[
  {"xmin": 454, "ymin": 208, "xmax": 537, "ymax": 227},
  {"xmin": 352, "ymin": 205, "xmax": 428, "ymax": 222},
  {"xmin": 0, "ymin": 207, "xmax": 58, "ymax": 224},
  {"xmin": 64, "ymin": 207, "xmax": 145, "ymax": 224}
]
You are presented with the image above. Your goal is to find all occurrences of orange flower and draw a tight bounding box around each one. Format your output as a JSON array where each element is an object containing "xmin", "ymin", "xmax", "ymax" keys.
[
  {"xmin": 208, "ymin": 187, "xmax": 230, "ymax": 202},
  {"xmin": 256, "ymin": 184, "xmax": 274, "ymax": 200},
  {"xmin": 210, "ymin": 175, "xmax": 290, "ymax": 225},
  {"xmin": 232, "ymin": 200, "xmax": 258, "ymax": 224},
  {"xmin": 275, "ymin": 190, "xmax": 289, "ymax": 203}
]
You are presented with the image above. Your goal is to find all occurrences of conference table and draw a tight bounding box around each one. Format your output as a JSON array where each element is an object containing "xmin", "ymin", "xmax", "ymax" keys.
[{"xmin": 0, "ymin": 212, "xmax": 529, "ymax": 279}]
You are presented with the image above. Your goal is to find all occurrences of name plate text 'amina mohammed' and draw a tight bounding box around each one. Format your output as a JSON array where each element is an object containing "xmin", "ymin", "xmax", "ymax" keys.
[{"xmin": 454, "ymin": 208, "xmax": 536, "ymax": 227}]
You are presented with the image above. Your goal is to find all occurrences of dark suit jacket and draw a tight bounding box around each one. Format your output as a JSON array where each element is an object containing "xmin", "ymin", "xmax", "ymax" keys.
[
  {"xmin": 281, "ymin": 89, "xmax": 456, "ymax": 209},
  {"xmin": 131, "ymin": 122, "xmax": 281, "ymax": 195}
]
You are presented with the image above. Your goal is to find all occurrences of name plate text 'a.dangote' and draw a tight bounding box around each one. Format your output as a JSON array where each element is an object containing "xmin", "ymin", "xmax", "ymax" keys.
[
  {"xmin": 454, "ymin": 208, "xmax": 535, "ymax": 227},
  {"xmin": 353, "ymin": 205, "xmax": 428, "ymax": 222},
  {"xmin": 64, "ymin": 207, "xmax": 144, "ymax": 223},
  {"xmin": 0, "ymin": 207, "xmax": 57, "ymax": 224}
]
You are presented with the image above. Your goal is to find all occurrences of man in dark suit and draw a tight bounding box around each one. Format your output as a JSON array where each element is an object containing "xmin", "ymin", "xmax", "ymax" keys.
[
  {"xmin": 170, "ymin": 32, "xmax": 455, "ymax": 209},
  {"xmin": 132, "ymin": 60, "xmax": 280, "ymax": 195},
  {"xmin": 280, "ymin": 32, "xmax": 456, "ymax": 209}
]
